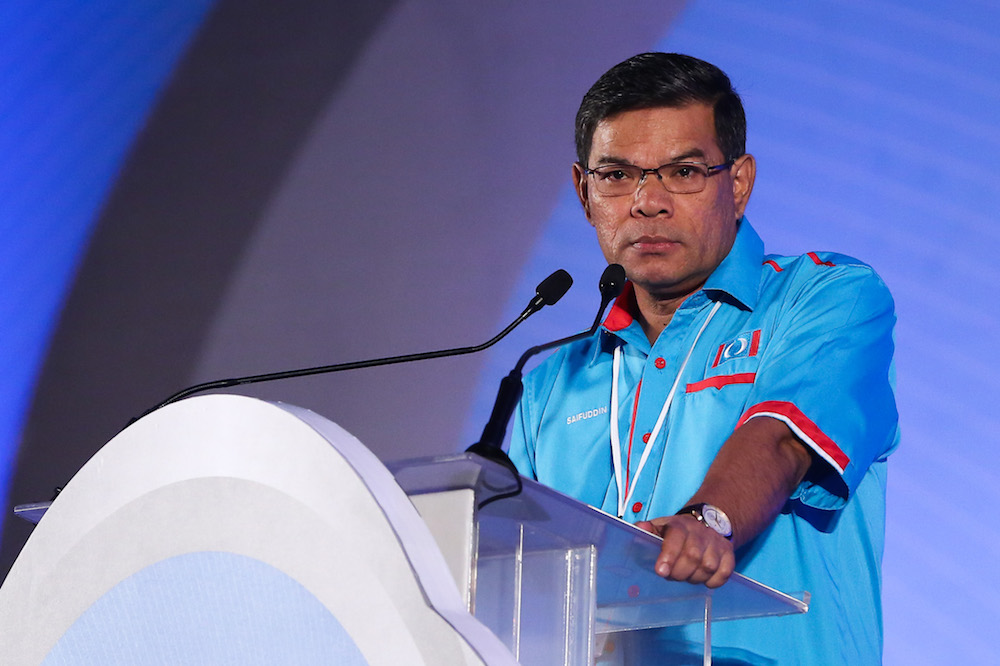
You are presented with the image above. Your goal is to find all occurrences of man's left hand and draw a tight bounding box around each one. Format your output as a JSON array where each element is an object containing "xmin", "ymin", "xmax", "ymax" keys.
[{"xmin": 635, "ymin": 514, "xmax": 736, "ymax": 588}]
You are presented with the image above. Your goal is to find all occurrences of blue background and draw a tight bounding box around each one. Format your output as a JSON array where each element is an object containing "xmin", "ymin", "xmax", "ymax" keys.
[{"xmin": 2, "ymin": 1, "xmax": 997, "ymax": 662}]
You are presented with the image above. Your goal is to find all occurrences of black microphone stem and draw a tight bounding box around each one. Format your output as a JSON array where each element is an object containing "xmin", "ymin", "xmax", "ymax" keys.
[
  {"xmin": 468, "ymin": 265, "xmax": 626, "ymax": 469},
  {"xmin": 133, "ymin": 269, "xmax": 573, "ymax": 424}
]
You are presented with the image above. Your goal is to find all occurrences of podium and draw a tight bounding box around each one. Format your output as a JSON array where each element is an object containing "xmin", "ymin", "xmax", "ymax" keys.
[{"xmin": 0, "ymin": 395, "xmax": 806, "ymax": 664}]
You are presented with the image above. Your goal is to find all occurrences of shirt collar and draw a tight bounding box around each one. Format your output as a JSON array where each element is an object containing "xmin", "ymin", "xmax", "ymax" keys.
[
  {"xmin": 702, "ymin": 216, "xmax": 764, "ymax": 311},
  {"xmin": 602, "ymin": 281, "xmax": 638, "ymax": 333},
  {"xmin": 592, "ymin": 282, "xmax": 646, "ymax": 361}
]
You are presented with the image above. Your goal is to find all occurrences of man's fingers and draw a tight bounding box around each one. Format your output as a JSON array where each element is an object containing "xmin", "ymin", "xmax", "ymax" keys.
[
  {"xmin": 634, "ymin": 520, "xmax": 658, "ymax": 535},
  {"xmin": 705, "ymin": 552, "xmax": 736, "ymax": 589},
  {"xmin": 685, "ymin": 550, "xmax": 720, "ymax": 585},
  {"xmin": 652, "ymin": 514, "xmax": 735, "ymax": 586},
  {"xmin": 664, "ymin": 532, "xmax": 713, "ymax": 582},
  {"xmin": 654, "ymin": 520, "xmax": 688, "ymax": 577}
]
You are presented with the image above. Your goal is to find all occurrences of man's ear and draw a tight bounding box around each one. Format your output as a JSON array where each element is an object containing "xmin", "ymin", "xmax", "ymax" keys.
[
  {"xmin": 572, "ymin": 162, "xmax": 593, "ymax": 223},
  {"xmin": 730, "ymin": 153, "xmax": 756, "ymax": 220}
]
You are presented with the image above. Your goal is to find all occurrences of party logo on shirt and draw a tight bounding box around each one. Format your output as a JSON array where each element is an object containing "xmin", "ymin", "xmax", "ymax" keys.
[{"xmin": 711, "ymin": 330, "xmax": 761, "ymax": 368}]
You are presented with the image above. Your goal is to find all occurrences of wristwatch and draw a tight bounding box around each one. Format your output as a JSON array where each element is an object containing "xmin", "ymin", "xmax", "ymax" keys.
[{"xmin": 677, "ymin": 503, "xmax": 733, "ymax": 540}]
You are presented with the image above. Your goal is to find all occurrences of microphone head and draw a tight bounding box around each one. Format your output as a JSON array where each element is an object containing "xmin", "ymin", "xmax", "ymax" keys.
[
  {"xmin": 599, "ymin": 264, "xmax": 627, "ymax": 300},
  {"xmin": 536, "ymin": 269, "xmax": 573, "ymax": 306}
]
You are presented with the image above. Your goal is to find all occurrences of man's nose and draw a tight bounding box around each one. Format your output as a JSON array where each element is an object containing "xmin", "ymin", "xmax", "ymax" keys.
[{"xmin": 632, "ymin": 171, "xmax": 673, "ymax": 217}]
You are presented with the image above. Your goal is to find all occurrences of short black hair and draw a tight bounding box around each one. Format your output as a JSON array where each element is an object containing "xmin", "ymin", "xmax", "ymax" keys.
[{"xmin": 574, "ymin": 52, "xmax": 746, "ymax": 165}]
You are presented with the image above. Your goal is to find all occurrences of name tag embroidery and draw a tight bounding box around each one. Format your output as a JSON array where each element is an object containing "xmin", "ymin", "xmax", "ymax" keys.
[{"xmin": 566, "ymin": 406, "xmax": 609, "ymax": 425}]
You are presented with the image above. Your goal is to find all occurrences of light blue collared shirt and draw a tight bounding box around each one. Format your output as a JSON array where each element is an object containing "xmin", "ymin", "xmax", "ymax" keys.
[{"xmin": 509, "ymin": 218, "xmax": 898, "ymax": 664}]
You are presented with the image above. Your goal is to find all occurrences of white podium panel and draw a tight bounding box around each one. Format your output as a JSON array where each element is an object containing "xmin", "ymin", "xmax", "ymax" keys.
[{"xmin": 0, "ymin": 395, "xmax": 514, "ymax": 666}]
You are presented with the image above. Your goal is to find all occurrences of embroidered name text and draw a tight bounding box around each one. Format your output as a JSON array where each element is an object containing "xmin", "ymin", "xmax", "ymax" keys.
[{"xmin": 567, "ymin": 406, "xmax": 609, "ymax": 425}]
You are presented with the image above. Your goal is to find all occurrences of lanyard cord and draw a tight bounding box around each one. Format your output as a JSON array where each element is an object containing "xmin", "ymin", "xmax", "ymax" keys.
[
  {"xmin": 623, "ymin": 380, "xmax": 642, "ymax": 499},
  {"xmin": 610, "ymin": 300, "xmax": 722, "ymax": 518}
]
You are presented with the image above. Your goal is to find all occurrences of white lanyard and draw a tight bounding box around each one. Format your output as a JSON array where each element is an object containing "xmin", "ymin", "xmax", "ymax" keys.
[{"xmin": 610, "ymin": 300, "xmax": 721, "ymax": 518}]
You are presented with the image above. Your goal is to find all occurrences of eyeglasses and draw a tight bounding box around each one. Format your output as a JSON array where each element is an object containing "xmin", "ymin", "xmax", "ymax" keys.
[{"xmin": 583, "ymin": 160, "xmax": 734, "ymax": 196}]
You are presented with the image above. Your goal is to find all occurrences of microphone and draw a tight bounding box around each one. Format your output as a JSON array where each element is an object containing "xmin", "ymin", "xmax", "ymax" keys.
[
  {"xmin": 467, "ymin": 264, "xmax": 626, "ymax": 467},
  {"xmin": 133, "ymin": 269, "xmax": 573, "ymax": 423}
]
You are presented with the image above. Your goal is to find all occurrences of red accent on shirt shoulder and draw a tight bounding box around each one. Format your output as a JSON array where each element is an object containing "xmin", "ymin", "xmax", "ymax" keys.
[
  {"xmin": 807, "ymin": 252, "xmax": 836, "ymax": 267},
  {"xmin": 763, "ymin": 259, "xmax": 783, "ymax": 272}
]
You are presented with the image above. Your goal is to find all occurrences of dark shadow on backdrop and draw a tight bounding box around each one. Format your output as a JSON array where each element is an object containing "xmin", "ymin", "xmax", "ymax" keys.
[{"xmin": 1, "ymin": 0, "xmax": 397, "ymax": 579}]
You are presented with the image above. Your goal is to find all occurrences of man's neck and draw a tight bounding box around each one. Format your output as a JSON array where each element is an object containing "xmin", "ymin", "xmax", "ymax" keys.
[{"xmin": 634, "ymin": 284, "xmax": 700, "ymax": 345}]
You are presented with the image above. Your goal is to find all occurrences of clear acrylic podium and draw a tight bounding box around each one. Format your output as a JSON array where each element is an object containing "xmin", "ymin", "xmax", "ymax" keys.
[
  {"xmin": 0, "ymin": 395, "xmax": 806, "ymax": 665},
  {"xmin": 392, "ymin": 454, "xmax": 808, "ymax": 665}
]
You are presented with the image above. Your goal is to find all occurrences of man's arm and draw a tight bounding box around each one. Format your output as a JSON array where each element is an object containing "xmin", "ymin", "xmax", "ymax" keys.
[{"xmin": 635, "ymin": 415, "xmax": 812, "ymax": 588}]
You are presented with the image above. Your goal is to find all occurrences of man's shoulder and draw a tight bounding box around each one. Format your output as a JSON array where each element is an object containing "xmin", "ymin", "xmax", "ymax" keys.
[
  {"xmin": 522, "ymin": 332, "xmax": 605, "ymax": 392},
  {"xmin": 756, "ymin": 248, "xmax": 895, "ymax": 321},
  {"xmin": 761, "ymin": 249, "xmax": 892, "ymax": 293},
  {"xmin": 762, "ymin": 248, "xmax": 878, "ymax": 274}
]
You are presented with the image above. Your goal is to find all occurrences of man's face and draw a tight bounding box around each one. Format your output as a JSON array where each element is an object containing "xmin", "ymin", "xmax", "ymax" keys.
[{"xmin": 573, "ymin": 104, "xmax": 755, "ymax": 302}]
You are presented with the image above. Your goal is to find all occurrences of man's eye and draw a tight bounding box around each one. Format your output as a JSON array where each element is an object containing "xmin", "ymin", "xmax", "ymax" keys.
[
  {"xmin": 601, "ymin": 168, "xmax": 632, "ymax": 181},
  {"xmin": 669, "ymin": 164, "xmax": 706, "ymax": 179}
]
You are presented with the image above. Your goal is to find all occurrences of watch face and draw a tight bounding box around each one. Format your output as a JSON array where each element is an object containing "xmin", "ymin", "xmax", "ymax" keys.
[{"xmin": 702, "ymin": 505, "xmax": 732, "ymax": 537}]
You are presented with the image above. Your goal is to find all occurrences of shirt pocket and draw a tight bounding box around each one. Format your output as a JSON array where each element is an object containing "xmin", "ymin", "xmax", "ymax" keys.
[
  {"xmin": 684, "ymin": 362, "xmax": 759, "ymax": 394},
  {"xmin": 686, "ymin": 328, "xmax": 766, "ymax": 395}
]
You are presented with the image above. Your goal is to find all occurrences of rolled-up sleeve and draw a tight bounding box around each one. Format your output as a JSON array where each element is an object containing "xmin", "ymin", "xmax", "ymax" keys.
[{"xmin": 739, "ymin": 261, "xmax": 898, "ymax": 510}]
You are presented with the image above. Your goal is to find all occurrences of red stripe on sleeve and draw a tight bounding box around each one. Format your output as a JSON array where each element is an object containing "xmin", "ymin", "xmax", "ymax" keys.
[
  {"xmin": 763, "ymin": 260, "xmax": 783, "ymax": 272},
  {"xmin": 686, "ymin": 372, "xmax": 756, "ymax": 393},
  {"xmin": 738, "ymin": 400, "xmax": 849, "ymax": 472}
]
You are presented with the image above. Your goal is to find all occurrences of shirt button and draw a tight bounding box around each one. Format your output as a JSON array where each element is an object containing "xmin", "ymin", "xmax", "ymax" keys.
[
  {"xmin": 654, "ymin": 357, "xmax": 666, "ymax": 369},
  {"xmin": 632, "ymin": 501, "xmax": 643, "ymax": 513},
  {"xmin": 641, "ymin": 432, "xmax": 651, "ymax": 443}
]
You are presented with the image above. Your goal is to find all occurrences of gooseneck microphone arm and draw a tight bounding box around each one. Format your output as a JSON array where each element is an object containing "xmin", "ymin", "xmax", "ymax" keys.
[
  {"xmin": 133, "ymin": 269, "xmax": 573, "ymax": 423},
  {"xmin": 467, "ymin": 264, "xmax": 626, "ymax": 469}
]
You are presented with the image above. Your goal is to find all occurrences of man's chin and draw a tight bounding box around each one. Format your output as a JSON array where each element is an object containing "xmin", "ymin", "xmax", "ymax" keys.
[
  {"xmin": 626, "ymin": 267, "xmax": 683, "ymax": 290},
  {"xmin": 629, "ymin": 272, "xmax": 706, "ymax": 302}
]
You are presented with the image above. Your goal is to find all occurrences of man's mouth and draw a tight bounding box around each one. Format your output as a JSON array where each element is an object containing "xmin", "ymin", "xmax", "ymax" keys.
[{"xmin": 631, "ymin": 236, "xmax": 679, "ymax": 251}]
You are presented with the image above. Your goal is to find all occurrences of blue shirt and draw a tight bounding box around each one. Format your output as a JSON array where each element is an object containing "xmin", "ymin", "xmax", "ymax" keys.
[{"xmin": 509, "ymin": 219, "xmax": 898, "ymax": 665}]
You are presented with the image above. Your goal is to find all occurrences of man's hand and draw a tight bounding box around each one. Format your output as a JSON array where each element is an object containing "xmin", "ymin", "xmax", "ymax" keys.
[
  {"xmin": 635, "ymin": 514, "xmax": 736, "ymax": 588},
  {"xmin": 632, "ymin": 416, "xmax": 812, "ymax": 588}
]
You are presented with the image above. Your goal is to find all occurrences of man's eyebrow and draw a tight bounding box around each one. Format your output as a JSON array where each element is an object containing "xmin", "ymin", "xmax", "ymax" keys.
[
  {"xmin": 591, "ymin": 155, "xmax": 635, "ymax": 166},
  {"xmin": 591, "ymin": 148, "xmax": 710, "ymax": 166},
  {"xmin": 668, "ymin": 148, "xmax": 709, "ymax": 162}
]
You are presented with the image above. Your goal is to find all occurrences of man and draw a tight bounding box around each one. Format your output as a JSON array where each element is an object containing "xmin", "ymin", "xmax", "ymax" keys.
[{"xmin": 508, "ymin": 53, "xmax": 898, "ymax": 664}]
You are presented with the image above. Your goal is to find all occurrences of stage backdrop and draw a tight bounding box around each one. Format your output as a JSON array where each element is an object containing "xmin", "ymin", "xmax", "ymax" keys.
[{"xmin": 1, "ymin": 1, "xmax": 997, "ymax": 663}]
